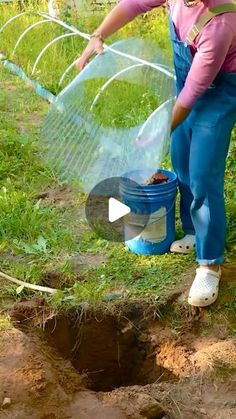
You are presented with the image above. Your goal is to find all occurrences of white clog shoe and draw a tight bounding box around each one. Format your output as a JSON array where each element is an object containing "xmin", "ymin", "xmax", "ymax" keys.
[
  {"xmin": 170, "ymin": 234, "xmax": 196, "ymax": 254},
  {"xmin": 188, "ymin": 266, "xmax": 221, "ymax": 307}
]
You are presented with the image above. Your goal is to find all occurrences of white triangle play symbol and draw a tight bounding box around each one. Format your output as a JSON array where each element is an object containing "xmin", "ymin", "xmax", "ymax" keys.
[{"xmin": 108, "ymin": 197, "xmax": 131, "ymax": 223}]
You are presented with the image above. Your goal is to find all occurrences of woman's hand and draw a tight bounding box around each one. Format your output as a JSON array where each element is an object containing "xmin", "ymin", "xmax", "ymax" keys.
[
  {"xmin": 75, "ymin": 3, "xmax": 132, "ymax": 71},
  {"xmin": 171, "ymin": 101, "xmax": 191, "ymax": 132},
  {"xmin": 75, "ymin": 36, "xmax": 104, "ymax": 71}
]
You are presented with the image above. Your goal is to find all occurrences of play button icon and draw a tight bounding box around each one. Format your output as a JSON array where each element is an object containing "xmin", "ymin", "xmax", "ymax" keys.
[
  {"xmin": 108, "ymin": 198, "xmax": 131, "ymax": 223},
  {"xmin": 85, "ymin": 176, "xmax": 150, "ymax": 242}
]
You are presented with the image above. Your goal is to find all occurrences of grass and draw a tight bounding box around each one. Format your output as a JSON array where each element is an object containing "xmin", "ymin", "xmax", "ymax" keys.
[
  {"xmin": 0, "ymin": 64, "xmax": 196, "ymax": 306},
  {"xmin": 0, "ymin": 2, "xmax": 171, "ymax": 93},
  {"xmin": 84, "ymin": 78, "xmax": 161, "ymax": 129},
  {"xmin": 211, "ymin": 359, "xmax": 236, "ymax": 379},
  {"xmin": 0, "ymin": 314, "xmax": 12, "ymax": 331},
  {"xmin": 0, "ymin": 3, "xmax": 235, "ymax": 314}
]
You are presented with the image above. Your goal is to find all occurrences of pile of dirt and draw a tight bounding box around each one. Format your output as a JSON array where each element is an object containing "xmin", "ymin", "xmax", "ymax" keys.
[
  {"xmin": 0, "ymin": 327, "xmax": 126, "ymax": 419},
  {"xmin": 100, "ymin": 374, "xmax": 236, "ymax": 419},
  {"xmin": 36, "ymin": 185, "xmax": 74, "ymax": 208},
  {"xmin": 0, "ymin": 328, "xmax": 81, "ymax": 418}
]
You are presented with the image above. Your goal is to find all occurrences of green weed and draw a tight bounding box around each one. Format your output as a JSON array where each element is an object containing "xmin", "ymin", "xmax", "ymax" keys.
[
  {"xmin": 211, "ymin": 359, "xmax": 236, "ymax": 379},
  {"xmin": 0, "ymin": 314, "xmax": 12, "ymax": 331}
]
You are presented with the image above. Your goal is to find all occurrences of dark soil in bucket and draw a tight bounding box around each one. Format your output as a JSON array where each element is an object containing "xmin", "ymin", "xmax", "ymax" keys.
[{"xmin": 144, "ymin": 172, "xmax": 169, "ymax": 185}]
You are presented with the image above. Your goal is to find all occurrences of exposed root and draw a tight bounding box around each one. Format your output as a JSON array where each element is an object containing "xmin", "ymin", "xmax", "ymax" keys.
[{"xmin": 0, "ymin": 270, "xmax": 58, "ymax": 294}]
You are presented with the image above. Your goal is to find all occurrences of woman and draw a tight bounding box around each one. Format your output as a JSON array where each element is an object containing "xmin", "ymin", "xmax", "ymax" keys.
[{"xmin": 76, "ymin": 0, "xmax": 236, "ymax": 307}]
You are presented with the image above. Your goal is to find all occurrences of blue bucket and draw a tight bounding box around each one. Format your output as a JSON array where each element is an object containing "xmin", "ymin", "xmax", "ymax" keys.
[{"xmin": 120, "ymin": 169, "xmax": 177, "ymax": 255}]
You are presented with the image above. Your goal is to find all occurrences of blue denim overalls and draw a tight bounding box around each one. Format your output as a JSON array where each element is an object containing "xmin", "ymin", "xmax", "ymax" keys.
[{"xmin": 169, "ymin": 14, "xmax": 236, "ymax": 265}]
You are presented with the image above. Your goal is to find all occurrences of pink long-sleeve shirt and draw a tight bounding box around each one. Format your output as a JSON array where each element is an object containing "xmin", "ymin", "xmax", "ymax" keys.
[{"xmin": 120, "ymin": 0, "xmax": 236, "ymax": 108}]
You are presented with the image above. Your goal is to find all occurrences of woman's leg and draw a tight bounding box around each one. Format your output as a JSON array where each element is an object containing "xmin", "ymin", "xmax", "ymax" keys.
[
  {"xmin": 189, "ymin": 114, "xmax": 234, "ymax": 265},
  {"xmin": 171, "ymin": 119, "xmax": 195, "ymax": 235},
  {"xmin": 186, "ymin": 113, "xmax": 235, "ymax": 306}
]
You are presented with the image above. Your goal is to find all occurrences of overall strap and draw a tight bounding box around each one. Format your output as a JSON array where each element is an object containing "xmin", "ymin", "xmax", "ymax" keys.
[{"xmin": 186, "ymin": 3, "xmax": 236, "ymax": 44}]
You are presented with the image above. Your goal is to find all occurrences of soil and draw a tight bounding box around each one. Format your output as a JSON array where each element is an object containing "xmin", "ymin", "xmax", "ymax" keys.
[
  {"xmin": 1, "ymin": 263, "xmax": 236, "ymax": 418},
  {"xmin": 41, "ymin": 253, "xmax": 107, "ymax": 289},
  {"xmin": 0, "ymin": 328, "xmax": 124, "ymax": 419},
  {"xmin": 70, "ymin": 253, "xmax": 107, "ymax": 274},
  {"xmin": 144, "ymin": 172, "xmax": 169, "ymax": 185},
  {"xmin": 35, "ymin": 185, "xmax": 74, "ymax": 208}
]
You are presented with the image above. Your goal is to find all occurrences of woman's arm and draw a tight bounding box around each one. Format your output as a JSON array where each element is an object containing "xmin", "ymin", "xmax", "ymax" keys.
[
  {"xmin": 76, "ymin": 3, "xmax": 135, "ymax": 70},
  {"xmin": 171, "ymin": 21, "xmax": 234, "ymax": 131},
  {"xmin": 171, "ymin": 102, "xmax": 190, "ymax": 132},
  {"xmin": 76, "ymin": 0, "xmax": 162, "ymax": 70}
]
